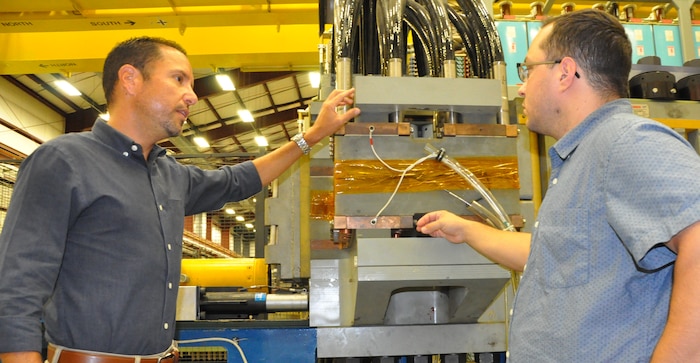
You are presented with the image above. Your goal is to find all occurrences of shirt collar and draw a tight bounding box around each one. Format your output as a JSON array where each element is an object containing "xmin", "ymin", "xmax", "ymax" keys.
[
  {"xmin": 551, "ymin": 99, "xmax": 632, "ymax": 162},
  {"xmin": 91, "ymin": 118, "xmax": 167, "ymax": 159}
]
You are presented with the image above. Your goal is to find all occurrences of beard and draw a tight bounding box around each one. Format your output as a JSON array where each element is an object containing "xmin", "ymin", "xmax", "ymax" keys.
[{"xmin": 160, "ymin": 116, "xmax": 183, "ymax": 138}]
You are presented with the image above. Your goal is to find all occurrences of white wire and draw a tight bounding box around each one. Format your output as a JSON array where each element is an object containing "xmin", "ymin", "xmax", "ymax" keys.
[
  {"xmin": 369, "ymin": 127, "xmax": 404, "ymax": 173},
  {"xmin": 368, "ymin": 127, "xmax": 439, "ymax": 223},
  {"xmin": 371, "ymin": 153, "xmax": 437, "ymax": 224},
  {"xmin": 177, "ymin": 337, "xmax": 248, "ymax": 363}
]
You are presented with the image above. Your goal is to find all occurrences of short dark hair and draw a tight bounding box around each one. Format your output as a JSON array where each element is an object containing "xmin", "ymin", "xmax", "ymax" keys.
[
  {"xmin": 102, "ymin": 36, "xmax": 187, "ymax": 106},
  {"xmin": 541, "ymin": 9, "xmax": 632, "ymax": 98}
]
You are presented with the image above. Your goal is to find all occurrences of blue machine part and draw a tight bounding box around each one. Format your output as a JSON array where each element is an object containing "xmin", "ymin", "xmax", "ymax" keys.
[
  {"xmin": 496, "ymin": 21, "xmax": 529, "ymax": 85},
  {"xmin": 653, "ymin": 24, "xmax": 684, "ymax": 66},
  {"xmin": 526, "ymin": 21, "xmax": 542, "ymax": 45},
  {"xmin": 176, "ymin": 323, "xmax": 316, "ymax": 363},
  {"xmin": 623, "ymin": 23, "xmax": 656, "ymax": 64}
]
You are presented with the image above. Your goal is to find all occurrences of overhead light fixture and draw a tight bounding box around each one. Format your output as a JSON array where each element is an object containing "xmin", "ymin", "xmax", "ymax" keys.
[
  {"xmin": 309, "ymin": 72, "xmax": 321, "ymax": 88},
  {"xmin": 215, "ymin": 73, "xmax": 235, "ymax": 91},
  {"xmin": 193, "ymin": 135, "xmax": 210, "ymax": 148},
  {"xmin": 255, "ymin": 135, "xmax": 268, "ymax": 147},
  {"xmin": 245, "ymin": 223, "xmax": 254, "ymax": 229},
  {"xmin": 99, "ymin": 112, "xmax": 110, "ymax": 121},
  {"xmin": 225, "ymin": 208, "xmax": 235, "ymax": 215},
  {"xmin": 235, "ymin": 215, "xmax": 245, "ymax": 222},
  {"xmin": 54, "ymin": 80, "xmax": 82, "ymax": 96},
  {"xmin": 238, "ymin": 109, "xmax": 254, "ymax": 122}
]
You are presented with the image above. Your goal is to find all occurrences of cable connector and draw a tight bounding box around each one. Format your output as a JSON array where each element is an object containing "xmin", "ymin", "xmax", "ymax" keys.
[{"xmin": 435, "ymin": 148, "xmax": 446, "ymax": 161}]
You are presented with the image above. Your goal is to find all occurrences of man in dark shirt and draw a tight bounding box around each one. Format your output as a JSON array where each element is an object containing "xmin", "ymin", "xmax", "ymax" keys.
[{"xmin": 0, "ymin": 36, "xmax": 360, "ymax": 363}]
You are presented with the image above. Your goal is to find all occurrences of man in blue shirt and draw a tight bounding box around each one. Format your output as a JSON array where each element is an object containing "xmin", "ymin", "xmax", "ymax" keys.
[
  {"xmin": 417, "ymin": 10, "xmax": 700, "ymax": 362},
  {"xmin": 0, "ymin": 37, "xmax": 360, "ymax": 363}
]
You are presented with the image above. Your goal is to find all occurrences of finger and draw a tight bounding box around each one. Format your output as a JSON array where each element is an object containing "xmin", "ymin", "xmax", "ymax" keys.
[
  {"xmin": 418, "ymin": 222, "xmax": 440, "ymax": 236},
  {"xmin": 329, "ymin": 88, "xmax": 355, "ymax": 104},
  {"xmin": 415, "ymin": 214, "xmax": 430, "ymax": 227}
]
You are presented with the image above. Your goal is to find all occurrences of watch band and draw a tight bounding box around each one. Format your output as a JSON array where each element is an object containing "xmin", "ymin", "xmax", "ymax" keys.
[{"xmin": 291, "ymin": 133, "xmax": 311, "ymax": 155}]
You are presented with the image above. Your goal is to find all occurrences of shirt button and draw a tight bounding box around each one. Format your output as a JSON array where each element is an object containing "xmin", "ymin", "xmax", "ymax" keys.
[
  {"xmin": 122, "ymin": 152, "xmax": 129, "ymax": 157},
  {"xmin": 159, "ymin": 205, "xmax": 164, "ymax": 211},
  {"xmin": 523, "ymin": 264, "xmax": 527, "ymax": 272},
  {"xmin": 509, "ymin": 309, "xmax": 513, "ymax": 316},
  {"xmin": 552, "ymin": 178, "xmax": 558, "ymax": 185},
  {"xmin": 131, "ymin": 145, "xmax": 138, "ymax": 151},
  {"xmin": 168, "ymin": 282, "xmax": 173, "ymax": 289},
  {"xmin": 534, "ymin": 221, "xmax": 539, "ymax": 228},
  {"xmin": 506, "ymin": 351, "xmax": 510, "ymax": 358},
  {"xmin": 168, "ymin": 244, "xmax": 172, "ymax": 250},
  {"xmin": 164, "ymin": 323, "xmax": 169, "ymax": 330}
]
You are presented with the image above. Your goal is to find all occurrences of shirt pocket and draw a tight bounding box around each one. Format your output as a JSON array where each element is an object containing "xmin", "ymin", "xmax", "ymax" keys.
[{"xmin": 537, "ymin": 208, "xmax": 590, "ymax": 288}]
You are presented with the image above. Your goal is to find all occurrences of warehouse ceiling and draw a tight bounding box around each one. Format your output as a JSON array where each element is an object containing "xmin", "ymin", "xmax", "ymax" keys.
[
  {"xmin": 0, "ymin": 0, "xmax": 324, "ymax": 158},
  {"xmin": 0, "ymin": 0, "xmax": 327, "ymax": 248}
]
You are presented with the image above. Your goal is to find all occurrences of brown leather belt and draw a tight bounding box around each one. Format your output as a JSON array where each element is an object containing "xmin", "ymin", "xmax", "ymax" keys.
[{"xmin": 47, "ymin": 343, "xmax": 179, "ymax": 363}]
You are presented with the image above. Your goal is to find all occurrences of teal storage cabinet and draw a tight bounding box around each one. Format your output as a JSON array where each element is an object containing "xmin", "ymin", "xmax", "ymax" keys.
[
  {"xmin": 623, "ymin": 23, "xmax": 656, "ymax": 64},
  {"xmin": 526, "ymin": 21, "xmax": 542, "ymax": 45},
  {"xmin": 653, "ymin": 24, "xmax": 684, "ymax": 66},
  {"xmin": 496, "ymin": 20, "xmax": 529, "ymax": 85}
]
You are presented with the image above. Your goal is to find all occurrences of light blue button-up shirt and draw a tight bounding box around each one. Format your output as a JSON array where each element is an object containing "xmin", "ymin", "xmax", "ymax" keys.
[{"xmin": 509, "ymin": 99, "xmax": 700, "ymax": 362}]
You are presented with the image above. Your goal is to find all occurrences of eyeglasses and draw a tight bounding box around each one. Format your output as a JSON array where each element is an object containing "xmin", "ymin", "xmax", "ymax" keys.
[{"xmin": 516, "ymin": 59, "xmax": 581, "ymax": 82}]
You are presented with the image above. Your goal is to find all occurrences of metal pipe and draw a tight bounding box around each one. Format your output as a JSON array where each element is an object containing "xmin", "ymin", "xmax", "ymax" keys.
[
  {"xmin": 421, "ymin": 0, "xmax": 455, "ymax": 77},
  {"xmin": 492, "ymin": 60, "xmax": 510, "ymax": 124},
  {"xmin": 334, "ymin": 0, "xmax": 361, "ymax": 91},
  {"xmin": 406, "ymin": 0, "xmax": 440, "ymax": 76},
  {"xmin": 201, "ymin": 292, "xmax": 309, "ymax": 313},
  {"xmin": 377, "ymin": 0, "xmax": 407, "ymax": 76}
]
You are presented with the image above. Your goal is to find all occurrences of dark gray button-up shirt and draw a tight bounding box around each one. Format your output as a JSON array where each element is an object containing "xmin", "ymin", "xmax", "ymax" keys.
[{"xmin": 0, "ymin": 119, "xmax": 261, "ymax": 354}]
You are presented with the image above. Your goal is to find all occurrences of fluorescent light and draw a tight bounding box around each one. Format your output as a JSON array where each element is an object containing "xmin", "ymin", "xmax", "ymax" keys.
[
  {"xmin": 255, "ymin": 135, "xmax": 268, "ymax": 147},
  {"xmin": 309, "ymin": 72, "xmax": 321, "ymax": 88},
  {"xmin": 235, "ymin": 215, "xmax": 245, "ymax": 222},
  {"xmin": 238, "ymin": 109, "xmax": 254, "ymax": 122},
  {"xmin": 193, "ymin": 136, "xmax": 210, "ymax": 148},
  {"xmin": 225, "ymin": 208, "xmax": 235, "ymax": 215},
  {"xmin": 99, "ymin": 112, "xmax": 110, "ymax": 121},
  {"xmin": 54, "ymin": 80, "xmax": 81, "ymax": 96},
  {"xmin": 245, "ymin": 223, "xmax": 254, "ymax": 229},
  {"xmin": 215, "ymin": 74, "xmax": 235, "ymax": 91}
]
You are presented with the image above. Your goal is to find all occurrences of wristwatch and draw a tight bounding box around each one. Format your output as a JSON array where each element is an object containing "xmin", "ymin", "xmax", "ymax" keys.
[{"xmin": 291, "ymin": 133, "xmax": 311, "ymax": 155}]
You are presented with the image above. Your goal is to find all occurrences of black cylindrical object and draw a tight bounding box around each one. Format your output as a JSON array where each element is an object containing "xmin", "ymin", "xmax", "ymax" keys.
[
  {"xmin": 676, "ymin": 74, "xmax": 700, "ymax": 101},
  {"xmin": 629, "ymin": 71, "xmax": 677, "ymax": 100}
]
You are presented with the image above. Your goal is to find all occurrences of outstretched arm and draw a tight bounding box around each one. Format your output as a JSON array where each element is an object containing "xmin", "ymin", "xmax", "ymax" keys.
[
  {"xmin": 416, "ymin": 210, "xmax": 531, "ymax": 271},
  {"xmin": 253, "ymin": 88, "xmax": 360, "ymax": 186}
]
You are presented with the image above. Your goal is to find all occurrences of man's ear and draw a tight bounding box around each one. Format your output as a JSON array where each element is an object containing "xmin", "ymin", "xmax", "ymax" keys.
[
  {"xmin": 559, "ymin": 57, "xmax": 579, "ymax": 86},
  {"xmin": 117, "ymin": 64, "xmax": 140, "ymax": 96},
  {"xmin": 561, "ymin": 57, "xmax": 579, "ymax": 80}
]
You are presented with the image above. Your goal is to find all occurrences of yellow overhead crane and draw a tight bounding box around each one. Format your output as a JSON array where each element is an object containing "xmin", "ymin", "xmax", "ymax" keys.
[{"xmin": 0, "ymin": 1, "xmax": 321, "ymax": 74}]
